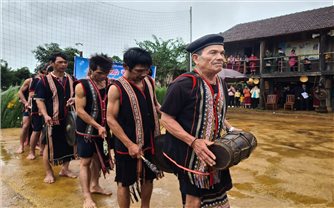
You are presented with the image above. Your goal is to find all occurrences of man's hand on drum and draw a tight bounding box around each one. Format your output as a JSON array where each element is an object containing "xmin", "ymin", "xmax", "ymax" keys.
[
  {"xmin": 192, "ymin": 139, "xmax": 216, "ymax": 167},
  {"xmin": 230, "ymin": 127, "xmax": 242, "ymax": 132}
]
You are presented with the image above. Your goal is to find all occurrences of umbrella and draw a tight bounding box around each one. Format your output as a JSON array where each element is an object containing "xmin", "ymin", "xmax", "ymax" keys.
[{"xmin": 218, "ymin": 68, "xmax": 247, "ymax": 80}]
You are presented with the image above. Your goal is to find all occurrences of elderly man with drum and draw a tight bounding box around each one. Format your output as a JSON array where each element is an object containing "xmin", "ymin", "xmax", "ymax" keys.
[{"xmin": 160, "ymin": 34, "xmax": 240, "ymax": 208}]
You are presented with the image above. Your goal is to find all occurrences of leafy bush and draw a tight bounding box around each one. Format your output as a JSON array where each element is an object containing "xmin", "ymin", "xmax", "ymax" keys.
[
  {"xmin": 156, "ymin": 87, "xmax": 167, "ymax": 104},
  {"xmin": 1, "ymin": 86, "xmax": 22, "ymax": 128}
]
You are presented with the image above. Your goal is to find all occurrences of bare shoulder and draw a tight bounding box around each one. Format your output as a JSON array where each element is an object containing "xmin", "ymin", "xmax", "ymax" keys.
[
  {"xmin": 24, "ymin": 78, "xmax": 32, "ymax": 86},
  {"xmin": 108, "ymin": 85, "xmax": 120, "ymax": 100},
  {"xmin": 75, "ymin": 82, "xmax": 84, "ymax": 96}
]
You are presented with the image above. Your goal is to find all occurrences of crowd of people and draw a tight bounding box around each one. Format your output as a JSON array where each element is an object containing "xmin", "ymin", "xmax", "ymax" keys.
[
  {"xmin": 226, "ymin": 48, "xmax": 317, "ymax": 75},
  {"xmin": 225, "ymin": 53, "xmax": 259, "ymax": 75},
  {"xmin": 227, "ymin": 84, "xmax": 260, "ymax": 109},
  {"xmin": 15, "ymin": 34, "xmax": 245, "ymax": 208}
]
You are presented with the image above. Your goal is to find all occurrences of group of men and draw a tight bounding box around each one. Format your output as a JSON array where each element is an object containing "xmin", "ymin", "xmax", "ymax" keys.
[{"xmin": 16, "ymin": 34, "xmax": 240, "ymax": 208}]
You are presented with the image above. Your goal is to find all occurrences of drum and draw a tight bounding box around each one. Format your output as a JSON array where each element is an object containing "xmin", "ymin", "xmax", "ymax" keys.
[
  {"xmin": 153, "ymin": 134, "xmax": 174, "ymax": 173},
  {"xmin": 209, "ymin": 131, "xmax": 257, "ymax": 170},
  {"xmin": 65, "ymin": 109, "xmax": 76, "ymax": 146}
]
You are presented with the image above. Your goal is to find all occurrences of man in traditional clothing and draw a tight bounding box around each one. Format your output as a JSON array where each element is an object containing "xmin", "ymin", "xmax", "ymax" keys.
[
  {"xmin": 26, "ymin": 64, "xmax": 48, "ymax": 160},
  {"xmin": 16, "ymin": 76, "xmax": 33, "ymax": 154},
  {"xmin": 107, "ymin": 47, "xmax": 161, "ymax": 208},
  {"xmin": 160, "ymin": 34, "xmax": 236, "ymax": 208},
  {"xmin": 35, "ymin": 52, "xmax": 76, "ymax": 183},
  {"xmin": 75, "ymin": 54, "xmax": 114, "ymax": 208}
]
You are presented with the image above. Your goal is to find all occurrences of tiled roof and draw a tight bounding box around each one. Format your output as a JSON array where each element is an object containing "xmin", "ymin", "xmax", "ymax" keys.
[{"xmin": 220, "ymin": 6, "xmax": 334, "ymax": 43}]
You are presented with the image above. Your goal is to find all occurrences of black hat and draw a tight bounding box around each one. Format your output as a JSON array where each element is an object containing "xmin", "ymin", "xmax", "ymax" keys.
[{"xmin": 185, "ymin": 34, "xmax": 224, "ymax": 53}]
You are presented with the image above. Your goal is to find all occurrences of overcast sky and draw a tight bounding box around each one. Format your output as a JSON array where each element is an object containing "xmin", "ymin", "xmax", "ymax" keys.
[
  {"xmin": 112, "ymin": 0, "xmax": 333, "ymax": 39},
  {"xmin": 1, "ymin": 0, "xmax": 333, "ymax": 71}
]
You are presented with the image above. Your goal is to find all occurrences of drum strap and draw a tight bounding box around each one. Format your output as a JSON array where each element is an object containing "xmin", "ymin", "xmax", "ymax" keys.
[{"xmin": 163, "ymin": 152, "xmax": 212, "ymax": 176}]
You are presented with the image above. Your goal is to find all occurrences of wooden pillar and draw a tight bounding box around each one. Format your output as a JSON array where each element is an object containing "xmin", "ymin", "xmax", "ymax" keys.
[
  {"xmin": 325, "ymin": 78, "xmax": 332, "ymax": 112},
  {"xmin": 258, "ymin": 41, "xmax": 266, "ymax": 108},
  {"xmin": 259, "ymin": 41, "xmax": 265, "ymax": 74},
  {"xmin": 319, "ymin": 32, "xmax": 326, "ymax": 71}
]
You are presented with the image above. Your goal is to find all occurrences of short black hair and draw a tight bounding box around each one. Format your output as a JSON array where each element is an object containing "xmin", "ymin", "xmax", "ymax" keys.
[
  {"xmin": 123, "ymin": 47, "xmax": 152, "ymax": 70},
  {"xmin": 37, "ymin": 63, "xmax": 49, "ymax": 73},
  {"xmin": 47, "ymin": 65, "xmax": 54, "ymax": 72},
  {"xmin": 89, "ymin": 53, "xmax": 113, "ymax": 73},
  {"xmin": 49, "ymin": 52, "xmax": 68, "ymax": 62}
]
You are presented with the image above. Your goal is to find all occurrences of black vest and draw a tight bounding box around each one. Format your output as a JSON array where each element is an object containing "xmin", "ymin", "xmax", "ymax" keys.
[
  {"xmin": 112, "ymin": 79, "xmax": 155, "ymax": 154},
  {"xmin": 40, "ymin": 74, "xmax": 72, "ymax": 120},
  {"xmin": 76, "ymin": 79, "xmax": 108, "ymax": 136}
]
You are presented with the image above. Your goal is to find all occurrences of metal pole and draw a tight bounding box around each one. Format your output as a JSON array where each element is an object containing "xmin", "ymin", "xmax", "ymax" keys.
[{"xmin": 189, "ymin": 6, "xmax": 192, "ymax": 71}]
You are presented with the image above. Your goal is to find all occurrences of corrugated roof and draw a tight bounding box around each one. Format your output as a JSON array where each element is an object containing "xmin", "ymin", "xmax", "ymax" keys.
[{"xmin": 220, "ymin": 6, "xmax": 334, "ymax": 43}]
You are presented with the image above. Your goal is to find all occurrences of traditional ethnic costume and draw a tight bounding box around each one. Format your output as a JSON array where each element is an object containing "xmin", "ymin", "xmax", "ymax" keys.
[
  {"xmin": 161, "ymin": 70, "xmax": 232, "ymax": 208},
  {"xmin": 75, "ymin": 78, "xmax": 113, "ymax": 175},
  {"xmin": 35, "ymin": 73, "xmax": 75, "ymax": 165},
  {"xmin": 112, "ymin": 76, "xmax": 160, "ymax": 199},
  {"xmin": 30, "ymin": 76, "xmax": 44, "ymax": 132}
]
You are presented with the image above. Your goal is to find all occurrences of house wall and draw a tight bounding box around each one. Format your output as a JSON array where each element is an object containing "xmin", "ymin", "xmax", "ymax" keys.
[{"xmin": 223, "ymin": 29, "xmax": 334, "ymax": 112}]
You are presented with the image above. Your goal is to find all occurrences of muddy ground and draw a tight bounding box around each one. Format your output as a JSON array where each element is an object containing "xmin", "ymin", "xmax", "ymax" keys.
[{"xmin": 0, "ymin": 108, "xmax": 333, "ymax": 208}]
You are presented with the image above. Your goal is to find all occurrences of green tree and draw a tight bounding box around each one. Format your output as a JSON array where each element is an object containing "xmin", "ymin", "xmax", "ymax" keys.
[
  {"xmin": 136, "ymin": 35, "xmax": 188, "ymax": 86},
  {"xmin": 32, "ymin": 43, "xmax": 80, "ymax": 75},
  {"xmin": 14, "ymin": 67, "xmax": 31, "ymax": 82},
  {"xmin": 1, "ymin": 60, "xmax": 15, "ymax": 91},
  {"xmin": 1, "ymin": 60, "xmax": 31, "ymax": 90},
  {"xmin": 111, "ymin": 55, "xmax": 122, "ymax": 64}
]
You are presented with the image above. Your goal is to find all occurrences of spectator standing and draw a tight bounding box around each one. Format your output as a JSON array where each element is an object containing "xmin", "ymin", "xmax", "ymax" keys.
[
  {"xmin": 276, "ymin": 48, "xmax": 286, "ymax": 72},
  {"xmin": 265, "ymin": 49, "xmax": 273, "ymax": 72},
  {"xmin": 250, "ymin": 85, "xmax": 260, "ymax": 109},
  {"xmin": 243, "ymin": 86, "xmax": 251, "ymax": 108},
  {"xmin": 234, "ymin": 89, "xmax": 241, "ymax": 107},
  {"xmin": 234, "ymin": 54, "xmax": 241, "ymax": 72},
  {"xmin": 288, "ymin": 49, "xmax": 298, "ymax": 72},
  {"xmin": 249, "ymin": 53, "xmax": 258, "ymax": 75},
  {"xmin": 228, "ymin": 85, "xmax": 236, "ymax": 107}
]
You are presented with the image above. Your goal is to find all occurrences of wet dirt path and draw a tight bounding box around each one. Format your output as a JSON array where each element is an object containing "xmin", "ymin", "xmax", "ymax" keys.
[{"xmin": 1, "ymin": 109, "xmax": 333, "ymax": 208}]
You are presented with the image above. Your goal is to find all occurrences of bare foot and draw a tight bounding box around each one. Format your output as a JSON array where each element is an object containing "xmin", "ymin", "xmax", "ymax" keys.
[
  {"xmin": 44, "ymin": 173, "xmax": 55, "ymax": 184},
  {"xmin": 83, "ymin": 197, "xmax": 97, "ymax": 208},
  {"xmin": 16, "ymin": 147, "xmax": 24, "ymax": 154},
  {"xmin": 26, "ymin": 153, "xmax": 36, "ymax": 160},
  {"xmin": 59, "ymin": 170, "xmax": 77, "ymax": 178},
  {"xmin": 90, "ymin": 185, "xmax": 112, "ymax": 195},
  {"xmin": 39, "ymin": 150, "xmax": 43, "ymax": 156}
]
